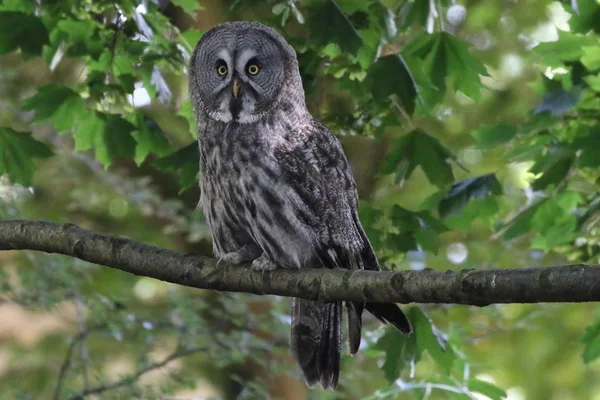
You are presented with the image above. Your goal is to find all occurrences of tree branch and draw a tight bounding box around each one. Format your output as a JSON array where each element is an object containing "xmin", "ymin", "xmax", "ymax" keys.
[
  {"xmin": 52, "ymin": 324, "xmax": 108, "ymax": 400},
  {"xmin": 1, "ymin": 219, "xmax": 599, "ymax": 306},
  {"xmin": 67, "ymin": 346, "xmax": 207, "ymax": 400}
]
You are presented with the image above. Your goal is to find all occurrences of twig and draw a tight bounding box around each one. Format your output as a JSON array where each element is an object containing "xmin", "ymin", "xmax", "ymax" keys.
[
  {"xmin": 52, "ymin": 324, "xmax": 107, "ymax": 400},
  {"xmin": 67, "ymin": 346, "xmax": 206, "ymax": 400},
  {"xmin": 73, "ymin": 291, "xmax": 91, "ymax": 391}
]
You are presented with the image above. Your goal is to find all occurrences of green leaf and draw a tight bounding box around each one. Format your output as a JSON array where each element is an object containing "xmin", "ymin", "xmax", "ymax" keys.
[
  {"xmin": 581, "ymin": 321, "xmax": 600, "ymax": 364},
  {"xmin": 375, "ymin": 324, "xmax": 417, "ymax": 382},
  {"xmin": 585, "ymin": 73, "xmax": 600, "ymax": 92},
  {"xmin": 374, "ymin": 308, "xmax": 457, "ymax": 381},
  {"xmin": 385, "ymin": 232, "xmax": 418, "ymax": 253},
  {"xmin": 23, "ymin": 84, "xmax": 137, "ymax": 168},
  {"xmin": 382, "ymin": 129, "xmax": 456, "ymax": 188},
  {"xmin": 178, "ymin": 99, "xmax": 197, "ymax": 139},
  {"xmin": 569, "ymin": 0, "xmax": 600, "ymax": 33},
  {"xmin": 153, "ymin": 142, "xmax": 200, "ymax": 191},
  {"xmin": 132, "ymin": 115, "xmax": 172, "ymax": 165},
  {"xmin": 397, "ymin": 0, "xmax": 430, "ymax": 30},
  {"xmin": 367, "ymin": 55, "xmax": 418, "ymax": 115},
  {"xmin": 581, "ymin": 320, "xmax": 600, "ymax": 363},
  {"xmin": 74, "ymin": 111, "xmax": 105, "ymax": 152},
  {"xmin": 73, "ymin": 112, "xmax": 136, "ymax": 168},
  {"xmin": 533, "ymin": 31, "xmax": 600, "ymax": 66},
  {"xmin": 181, "ymin": 28, "xmax": 203, "ymax": 49},
  {"xmin": 113, "ymin": 53, "xmax": 134, "ymax": 77},
  {"xmin": 97, "ymin": 116, "xmax": 137, "ymax": 168},
  {"xmin": 583, "ymin": 336, "xmax": 600, "ymax": 364},
  {"xmin": 390, "ymin": 206, "xmax": 444, "ymax": 231},
  {"xmin": 438, "ymin": 174, "xmax": 502, "ymax": 219},
  {"xmin": 335, "ymin": 0, "xmax": 371, "ymax": 14},
  {"xmin": 413, "ymin": 228, "xmax": 441, "ymax": 253},
  {"xmin": 0, "ymin": 11, "xmax": 49, "ymax": 56},
  {"xmin": 500, "ymin": 200, "xmax": 546, "ymax": 240},
  {"xmin": 22, "ymin": 84, "xmax": 85, "ymax": 131},
  {"xmin": 0, "ymin": 128, "xmax": 53, "ymax": 185},
  {"xmin": 403, "ymin": 32, "xmax": 487, "ymax": 100},
  {"xmin": 359, "ymin": 203, "xmax": 384, "ymax": 249},
  {"xmin": 530, "ymin": 147, "xmax": 575, "ymax": 191},
  {"xmin": 582, "ymin": 319, "xmax": 600, "ymax": 343},
  {"xmin": 306, "ymin": 0, "xmax": 363, "ymax": 54},
  {"xmin": 505, "ymin": 135, "xmax": 553, "ymax": 163},
  {"xmin": 468, "ymin": 379, "xmax": 507, "ymax": 400},
  {"xmin": 0, "ymin": 0, "xmax": 36, "ymax": 12},
  {"xmin": 411, "ymin": 308, "xmax": 455, "ymax": 373},
  {"xmin": 572, "ymin": 126, "xmax": 600, "ymax": 167},
  {"xmin": 50, "ymin": 19, "xmax": 103, "ymax": 59},
  {"xmin": 272, "ymin": 3, "xmax": 287, "ymax": 16},
  {"xmin": 388, "ymin": 206, "xmax": 446, "ymax": 253},
  {"xmin": 472, "ymin": 123, "xmax": 518, "ymax": 149},
  {"xmin": 582, "ymin": 45, "xmax": 600, "ymax": 71},
  {"xmin": 171, "ymin": 0, "xmax": 204, "ymax": 19},
  {"xmin": 530, "ymin": 193, "xmax": 579, "ymax": 250},
  {"xmin": 445, "ymin": 196, "xmax": 500, "ymax": 231}
]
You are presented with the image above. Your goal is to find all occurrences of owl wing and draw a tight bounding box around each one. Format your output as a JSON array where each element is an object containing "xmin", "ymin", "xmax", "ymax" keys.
[
  {"xmin": 273, "ymin": 120, "xmax": 370, "ymax": 269},
  {"xmin": 274, "ymin": 119, "xmax": 411, "ymax": 340}
]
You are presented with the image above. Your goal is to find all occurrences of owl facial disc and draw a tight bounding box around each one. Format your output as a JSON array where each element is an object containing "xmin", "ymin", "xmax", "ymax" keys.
[{"xmin": 190, "ymin": 22, "xmax": 295, "ymax": 125}]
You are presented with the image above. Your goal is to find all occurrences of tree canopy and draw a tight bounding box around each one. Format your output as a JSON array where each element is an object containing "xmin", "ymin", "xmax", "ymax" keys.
[{"xmin": 1, "ymin": 0, "xmax": 600, "ymax": 399}]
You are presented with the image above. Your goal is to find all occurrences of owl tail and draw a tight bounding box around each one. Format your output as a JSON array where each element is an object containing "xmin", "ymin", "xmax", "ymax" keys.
[
  {"xmin": 291, "ymin": 298, "xmax": 342, "ymax": 389},
  {"xmin": 365, "ymin": 302, "xmax": 413, "ymax": 334}
]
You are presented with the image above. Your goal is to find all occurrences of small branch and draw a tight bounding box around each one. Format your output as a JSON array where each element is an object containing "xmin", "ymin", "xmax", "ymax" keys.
[
  {"xmin": 52, "ymin": 324, "xmax": 107, "ymax": 400},
  {"xmin": 67, "ymin": 346, "xmax": 206, "ymax": 400},
  {"xmin": 73, "ymin": 291, "xmax": 91, "ymax": 391},
  {"xmin": 1, "ymin": 220, "xmax": 600, "ymax": 305}
]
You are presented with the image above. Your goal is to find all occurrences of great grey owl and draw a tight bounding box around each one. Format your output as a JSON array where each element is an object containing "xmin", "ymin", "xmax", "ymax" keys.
[{"xmin": 189, "ymin": 21, "xmax": 412, "ymax": 389}]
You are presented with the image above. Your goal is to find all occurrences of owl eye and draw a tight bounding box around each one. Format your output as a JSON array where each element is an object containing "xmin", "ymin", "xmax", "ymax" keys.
[
  {"xmin": 216, "ymin": 64, "xmax": 228, "ymax": 76},
  {"xmin": 247, "ymin": 64, "xmax": 260, "ymax": 75}
]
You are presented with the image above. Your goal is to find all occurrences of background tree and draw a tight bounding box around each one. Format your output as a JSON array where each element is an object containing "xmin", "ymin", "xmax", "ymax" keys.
[{"xmin": 1, "ymin": 0, "xmax": 600, "ymax": 399}]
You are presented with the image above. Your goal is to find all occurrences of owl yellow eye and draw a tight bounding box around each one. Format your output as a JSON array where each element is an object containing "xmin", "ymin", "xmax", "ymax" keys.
[
  {"xmin": 216, "ymin": 64, "xmax": 228, "ymax": 76},
  {"xmin": 247, "ymin": 64, "xmax": 260, "ymax": 75}
]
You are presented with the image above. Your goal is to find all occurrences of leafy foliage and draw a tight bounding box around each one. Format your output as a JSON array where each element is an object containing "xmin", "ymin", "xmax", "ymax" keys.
[
  {"xmin": 376, "ymin": 308, "xmax": 456, "ymax": 381},
  {"xmin": 1, "ymin": 0, "xmax": 600, "ymax": 398},
  {"xmin": 403, "ymin": 32, "xmax": 487, "ymax": 100},
  {"xmin": 381, "ymin": 129, "xmax": 456, "ymax": 187},
  {"xmin": 582, "ymin": 320, "xmax": 600, "ymax": 363},
  {"xmin": 0, "ymin": 128, "xmax": 52, "ymax": 185},
  {"xmin": 0, "ymin": 11, "xmax": 48, "ymax": 56},
  {"xmin": 153, "ymin": 142, "xmax": 200, "ymax": 191}
]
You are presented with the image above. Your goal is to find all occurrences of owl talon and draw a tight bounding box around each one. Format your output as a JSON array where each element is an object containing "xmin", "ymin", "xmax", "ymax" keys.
[
  {"xmin": 251, "ymin": 254, "xmax": 279, "ymax": 272},
  {"xmin": 217, "ymin": 245, "xmax": 261, "ymax": 267}
]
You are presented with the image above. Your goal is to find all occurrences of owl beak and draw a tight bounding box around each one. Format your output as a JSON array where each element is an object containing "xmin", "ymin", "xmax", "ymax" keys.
[{"xmin": 232, "ymin": 78, "xmax": 240, "ymax": 98}]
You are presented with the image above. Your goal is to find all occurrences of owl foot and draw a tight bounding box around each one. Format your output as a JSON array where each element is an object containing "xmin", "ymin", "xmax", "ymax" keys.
[
  {"xmin": 251, "ymin": 253, "xmax": 279, "ymax": 272},
  {"xmin": 217, "ymin": 245, "xmax": 262, "ymax": 267}
]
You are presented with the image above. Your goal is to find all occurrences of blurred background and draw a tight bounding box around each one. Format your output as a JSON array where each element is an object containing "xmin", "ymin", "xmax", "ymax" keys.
[{"xmin": 1, "ymin": 0, "xmax": 600, "ymax": 398}]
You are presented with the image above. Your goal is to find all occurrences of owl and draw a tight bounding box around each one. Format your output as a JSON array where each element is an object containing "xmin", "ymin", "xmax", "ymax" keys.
[{"xmin": 189, "ymin": 21, "xmax": 412, "ymax": 389}]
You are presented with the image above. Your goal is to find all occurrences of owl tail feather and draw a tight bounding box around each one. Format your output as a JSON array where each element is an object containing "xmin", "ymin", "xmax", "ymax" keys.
[
  {"xmin": 291, "ymin": 298, "xmax": 342, "ymax": 390},
  {"xmin": 365, "ymin": 302, "xmax": 413, "ymax": 334},
  {"xmin": 346, "ymin": 301, "xmax": 364, "ymax": 355}
]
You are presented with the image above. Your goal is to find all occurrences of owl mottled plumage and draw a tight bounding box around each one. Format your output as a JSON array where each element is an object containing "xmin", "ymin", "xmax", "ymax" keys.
[{"xmin": 189, "ymin": 21, "xmax": 412, "ymax": 389}]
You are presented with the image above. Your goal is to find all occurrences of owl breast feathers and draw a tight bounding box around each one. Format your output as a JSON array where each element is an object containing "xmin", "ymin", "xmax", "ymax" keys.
[{"xmin": 189, "ymin": 21, "xmax": 412, "ymax": 389}]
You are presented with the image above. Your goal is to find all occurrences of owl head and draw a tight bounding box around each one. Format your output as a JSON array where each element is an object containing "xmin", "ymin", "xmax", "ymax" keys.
[{"xmin": 189, "ymin": 21, "xmax": 305, "ymax": 124}]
